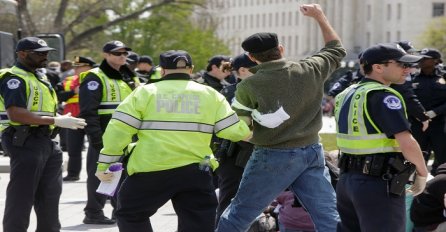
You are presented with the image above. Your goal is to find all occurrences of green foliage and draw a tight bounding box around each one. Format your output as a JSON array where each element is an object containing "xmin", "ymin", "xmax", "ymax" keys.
[
  {"xmin": 113, "ymin": 4, "xmax": 229, "ymax": 71},
  {"xmin": 420, "ymin": 17, "xmax": 446, "ymax": 54}
]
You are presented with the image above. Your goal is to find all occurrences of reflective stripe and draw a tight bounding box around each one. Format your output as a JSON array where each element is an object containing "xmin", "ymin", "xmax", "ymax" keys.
[
  {"xmin": 214, "ymin": 113, "xmax": 239, "ymax": 133},
  {"xmin": 112, "ymin": 111, "xmax": 141, "ymax": 129},
  {"xmin": 336, "ymin": 133, "xmax": 388, "ymax": 140},
  {"xmin": 339, "ymin": 147, "xmax": 401, "ymax": 155},
  {"xmin": 98, "ymin": 154, "xmax": 121, "ymax": 163},
  {"xmin": 99, "ymin": 102, "xmax": 119, "ymax": 109},
  {"xmin": 140, "ymin": 121, "xmax": 214, "ymax": 133},
  {"xmin": 231, "ymin": 99, "xmax": 254, "ymax": 111}
]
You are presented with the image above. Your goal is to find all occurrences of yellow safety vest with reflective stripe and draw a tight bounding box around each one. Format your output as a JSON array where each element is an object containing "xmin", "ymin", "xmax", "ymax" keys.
[
  {"xmin": 63, "ymin": 75, "xmax": 79, "ymax": 104},
  {"xmin": 80, "ymin": 67, "xmax": 136, "ymax": 115},
  {"xmin": 97, "ymin": 77, "xmax": 250, "ymax": 175},
  {"xmin": 150, "ymin": 67, "xmax": 162, "ymax": 80},
  {"xmin": 0, "ymin": 66, "xmax": 57, "ymax": 129},
  {"xmin": 334, "ymin": 81, "xmax": 407, "ymax": 155}
]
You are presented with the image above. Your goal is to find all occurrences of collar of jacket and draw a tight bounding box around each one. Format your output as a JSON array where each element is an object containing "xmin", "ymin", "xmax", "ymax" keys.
[
  {"xmin": 248, "ymin": 58, "xmax": 287, "ymax": 74},
  {"xmin": 154, "ymin": 73, "xmax": 190, "ymax": 82},
  {"xmin": 99, "ymin": 59, "xmax": 135, "ymax": 80}
]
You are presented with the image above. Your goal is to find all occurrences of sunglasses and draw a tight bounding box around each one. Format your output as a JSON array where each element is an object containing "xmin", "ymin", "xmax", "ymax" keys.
[
  {"xmin": 109, "ymin": 51, "xmax": 129, "ymax": 57},
  {"xmin": 26, "ymin": 51, "xmax": 49, "ymax": 56}
]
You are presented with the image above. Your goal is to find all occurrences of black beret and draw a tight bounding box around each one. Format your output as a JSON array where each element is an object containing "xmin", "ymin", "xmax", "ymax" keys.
[{"xmin": 241, "ymin": 32, "xmax": 279, "ymax": 53}]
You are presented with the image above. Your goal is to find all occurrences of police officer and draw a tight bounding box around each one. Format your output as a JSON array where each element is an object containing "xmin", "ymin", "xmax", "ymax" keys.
[
  {"xmin": 203, "ymin": 55, "xmax": 232, "ymax": 92},
  {"xmin": 335, "ymin": 43, "xmax": 428, "ymax": 231},
  {"xmin": 79, "ymin": 40, "xmax": 139, "ymax": 224},
  {"xmin": 215, "ymin": 53, "xmax": 257, "ymax": 225},
  {"xmin": 61, "ymin": 56, "xmax": 97, "ymax": 181},
  {"xmin": 135, "ymin": 55, "xmax": 162, "ymax": 83},
  {"xmin": 411, "ymin": 48, "xmax": 446, "ymax": 175},
  {"xmin": 0, "ymin": 37, "xmax": 86, "ymax": 232},
  {"xmin": 95, "ymin": 50, "xmax": 251, "ymax": 231}
]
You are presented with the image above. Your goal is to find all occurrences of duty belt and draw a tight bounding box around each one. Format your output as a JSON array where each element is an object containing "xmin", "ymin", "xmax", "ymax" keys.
[{"xmin": 339, "ymin": 153, "xmax": 403, "ymax": 177}]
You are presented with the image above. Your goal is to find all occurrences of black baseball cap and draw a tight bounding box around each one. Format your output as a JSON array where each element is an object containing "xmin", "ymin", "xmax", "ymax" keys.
[
  {"xmin": 232, "ymin": 53, "xmax": 257, "ymax": 71},
  {"xmin": 102, "ymin": 40, "xmax": 132, "ymax": 53},
  {"xmin": 242, "ymin": 32, "xmax": 279, "ymax": 53},
  {"xmin": 126, "ymin": 51, "xmax": 140, "ymax": 64},
  {"xmin": 396, "ymin": 41, "xmax": 417, "ymax": 53},
  {"xmin": 72, "ymin": 56, "xmax": 97, "ymax": 67},
  {"xmin": 16, "ymin": 37, "xmax": 56, "ymax": 52},
  {"xmin": 159, "ymin": 50, "xmax": 193, "ymax": 69},
  {"xmin": 419, "ymin": 48, "xmax": 443, "ymax": 63},
  {"xmin": 138, "ymin": 55, "xmax": 154, "ymax": 65},
  {"xmin": 361, "ymin": 43, "xmax": 422, "ymax": 66}
]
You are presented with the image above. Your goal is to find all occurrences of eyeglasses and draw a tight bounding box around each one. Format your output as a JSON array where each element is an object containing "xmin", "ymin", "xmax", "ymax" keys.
[
  {"xmin": 25, "ymin": 51, "xmax": 49, "ymax": 56},
  {"xmin": 380, "ymin": 61, "xmax": 412, "ymax": 69},
  {"xmin": 109, "ymin": 51, "xmax": 129, "ymax": 57}
]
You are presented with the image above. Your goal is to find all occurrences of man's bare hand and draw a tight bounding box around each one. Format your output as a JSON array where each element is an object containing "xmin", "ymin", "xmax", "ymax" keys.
[{"xmin": 300, "ymin": 4, "xmax": 324, "ymax": 19}]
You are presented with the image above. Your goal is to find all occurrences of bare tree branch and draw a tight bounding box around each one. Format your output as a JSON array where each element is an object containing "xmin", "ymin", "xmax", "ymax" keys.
[
  {"xmin": 17, "ymin": 0, "xmax": 37, "ymax": 36},
  {"xmin": 62, "ymin": 0, "xmax": 107, "ymax": 35},
  {"xmin": 53, "ymin": 0, "xmax": 70, "ymax": 32},
  {"xmin": 66, "ymin": 0, "xmax": 203, "ymax": 50}
]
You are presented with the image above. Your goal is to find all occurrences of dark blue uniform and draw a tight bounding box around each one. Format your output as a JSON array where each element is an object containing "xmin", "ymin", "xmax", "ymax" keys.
[
  {"xmin": 1, "ymin": 63, "xmax": 63, "ymax": 232},
  {"xmin": 411, "ymin": 71, "xmax": 446, "ymax": 175},
  {"xmin": 337, "ymin": 79, "xmax": 409, "ymax": 232}
]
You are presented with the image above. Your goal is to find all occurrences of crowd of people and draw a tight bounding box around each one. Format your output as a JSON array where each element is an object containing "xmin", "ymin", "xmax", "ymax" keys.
[{"xmin": 0, "ymin": 2, "xmax": 446, "ymax": 232}]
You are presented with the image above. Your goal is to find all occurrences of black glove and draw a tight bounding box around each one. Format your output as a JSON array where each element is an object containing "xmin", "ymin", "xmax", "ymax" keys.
[{"xmin": 88, "ymin": 134, "xmax": 103, "ymax": 151}]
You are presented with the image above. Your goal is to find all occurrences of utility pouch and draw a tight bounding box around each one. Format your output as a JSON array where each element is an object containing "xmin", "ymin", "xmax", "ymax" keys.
[
  {"xmin": 12, "ymin": 126, "xmax": 30, "ymax": 147},
  {"xmin": 369, "ymin": 155, "xmax": 386, "ymax": 176},
  {"xmin": 388, "ymin": 158, "xmax": 415, "ymax": 196}
]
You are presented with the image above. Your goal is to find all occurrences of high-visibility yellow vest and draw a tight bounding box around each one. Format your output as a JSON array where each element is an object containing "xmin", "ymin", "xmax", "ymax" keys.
[
  {"xmin": 334, "ymin": 81, "xmax": 407, "ymax": 155},
  {"xmin": 80, "ymin": 67, "xmax": 136, "ymax": 115},
  {"xmin": 63, "ymin": 75, "xmax": 79, "ymax": 104},
  {"xmin": 0, "ymin": 66, "xmax": 57, "ymax": 129},
  {"xmin": 97, "ymin": 76, "xmax": 250, "ymax": 174}
]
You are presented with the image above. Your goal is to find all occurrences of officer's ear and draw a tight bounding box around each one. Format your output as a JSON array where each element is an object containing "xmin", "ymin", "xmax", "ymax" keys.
[
  {"xmin": 160, "ymin": 68, "xmax": 166, "ymax": 77},
  {"xmin": 188, "ymin": 65, "xmax": 194, "ymax": 74}
]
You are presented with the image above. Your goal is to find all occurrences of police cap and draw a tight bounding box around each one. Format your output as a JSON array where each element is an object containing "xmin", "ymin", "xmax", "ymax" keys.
[
  {"xmin": 396, "ymin": 41, "xmax": 417, "ymax": 53},
  {"xmin": 126, "ymin": 51, "xmax": 140, "ymax": 65},
  {"xmin": 16, "ymin": 37, "xmax": 56, "ymax": 52},
  {"xmin": 138, "ymin": 55, "xmax": 154, "ymax": 65},
  {"xmin": 208, "ymin": 55, "xmax": 230, "ymax": 67},
  {"xmin": 419, "ymin": 48, "xmax": 443, "ymax": 63},
  {"xmin": 361, "ymin": 43, "xmax": 422, "ymax": 66},
  {"xmin": 241, "ymin": 32, "xmax": 278, "ymax": 53},
  {"xmin": 73, "ymin": 56, "xmax": 97, "ymax": 67},
  {"xmin": 159, "ymin": 50, "xmax": 193, "ymax": 69},
  {"xmin": 103, "ymin": 40, "xmax": 132, "ymax": 53},
  {"xmin": 232, "ymin": 53, "xmax": 257, "ymax": 71}
]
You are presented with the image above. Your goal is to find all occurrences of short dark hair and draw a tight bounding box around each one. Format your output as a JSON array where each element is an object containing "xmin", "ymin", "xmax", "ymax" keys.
[
  {"xmin": 363, "ymin": 64, "xmax": 373, "ymax": 75},
  {"xmin": 249, "ymin": 46, "xmax": 281, "ymax": 63}
]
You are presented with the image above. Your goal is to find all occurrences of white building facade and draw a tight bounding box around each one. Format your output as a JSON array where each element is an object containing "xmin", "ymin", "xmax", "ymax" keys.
[{"xmin": 206, "ymin": 0, "xmax": 446, "ymax": 62}]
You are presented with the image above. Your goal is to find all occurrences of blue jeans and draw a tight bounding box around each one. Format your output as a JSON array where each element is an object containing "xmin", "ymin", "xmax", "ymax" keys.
[{"xmin": 216, "ymin": 143, "xmax": 339, "ymax": 232}]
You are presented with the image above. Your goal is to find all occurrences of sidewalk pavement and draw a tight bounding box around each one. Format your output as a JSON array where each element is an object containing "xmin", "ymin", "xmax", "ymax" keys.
[{"xmin": 0, "ymin": 150, "xmax": 178, "ymax": 232}]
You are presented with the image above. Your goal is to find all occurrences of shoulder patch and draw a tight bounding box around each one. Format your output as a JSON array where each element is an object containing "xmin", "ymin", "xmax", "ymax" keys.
[
  {"xmin": 383, "ymin": 95, "xmax": 402, "ymax": 110},
  {"xmin": 87, "ymin": 81, "xmax": 99, "ymax": 91},
  {"xmin": 6, "ymin": 79, "xmax": 20, "ymax": 89}
]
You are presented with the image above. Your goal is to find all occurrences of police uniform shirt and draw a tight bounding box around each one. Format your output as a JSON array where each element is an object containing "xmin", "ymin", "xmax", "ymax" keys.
[
  {"xmin": 1, "ymin": 63, "xmax": 35, "ymax": 109},
  {"xmin": 412, "ymin": 72, "xmax": 446, "ymax": 112},
  {"xmin": 363, "ymin": 79, "xmax": 410, "ymax": 137}
]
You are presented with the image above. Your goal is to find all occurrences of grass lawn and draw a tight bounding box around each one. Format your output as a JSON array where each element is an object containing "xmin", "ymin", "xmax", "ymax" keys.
[{"xmin": 319, "ymin": 133, "xmax": 338, "ymax": 151}]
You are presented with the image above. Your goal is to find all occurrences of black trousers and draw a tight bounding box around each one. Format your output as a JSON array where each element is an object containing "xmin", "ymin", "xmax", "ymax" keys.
[
  {"xmin": 84, "ymin": 145, "xmax": 116, "ymax": 217},
  {"xmin": 336, "ymin": 172, "xmax": 406, "ymax": 232},
  {"xmin": 215, "ymin": 155, "xmax": 244, "ymax": 225},
  {"xmin": 116, "ymin": 164, "xmax": 218, "ymax": 232},
  {"xmin": 411, "ymin": 118, "xmax": 446, "ymax": 175},
  {"xmin": 66, "ymin": 128, "xmax": 85, "ymax": 177},
  {"xmin": 2, "ymin": 130, "xmax": 63, "ymax": 232}
]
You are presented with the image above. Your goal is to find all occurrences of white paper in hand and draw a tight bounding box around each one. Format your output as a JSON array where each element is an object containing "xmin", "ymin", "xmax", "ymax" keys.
[{"xmin": 96, "ymin": 163, "xmax": 123, "ymax": 197}]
